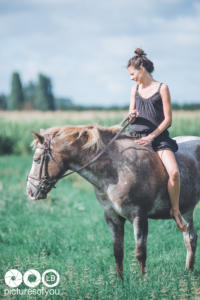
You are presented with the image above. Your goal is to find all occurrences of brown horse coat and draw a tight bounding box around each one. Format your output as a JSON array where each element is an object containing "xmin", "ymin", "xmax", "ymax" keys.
[{"xmin": 27, "ymin": 125, "xmax": 200, "ymax": 276}]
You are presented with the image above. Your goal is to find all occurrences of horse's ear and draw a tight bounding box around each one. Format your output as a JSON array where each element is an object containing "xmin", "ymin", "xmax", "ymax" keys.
[
  {"xmin": 32, "ymin": 132, "xmax": 44, "ymax": 144},
  {"xmin": 40, "ymin": 128, "xmax": 46, "ymax": 135}
]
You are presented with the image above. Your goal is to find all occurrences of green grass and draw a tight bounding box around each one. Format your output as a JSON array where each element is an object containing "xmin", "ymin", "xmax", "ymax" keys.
[
  {"xmin": 0, "ymin": 110, "xmax": 200, "ymax": 155},
  {"xmin": 0, "ymin": 118, "xmax": 122, "ymax": 155},
  {"xmin": 0, "ymin": 156, "xmax": 200, "ymax": 300},
  {"xmin": 170, "ymin": 116, "xmax": 200, "ymax": 137}
]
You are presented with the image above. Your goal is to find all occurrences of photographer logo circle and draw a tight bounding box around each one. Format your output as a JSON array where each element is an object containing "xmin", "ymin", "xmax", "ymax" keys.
[
  {"xmin": 42, "ymin": 269, "xmax": 60, "ymax": 288},
  {"xmin": 5, "ymin": 269, "xmax": 60, "ymax": 288},
  {"xmin": 5, "ymin": 269, "xmax": 22, "ymax": 288},
  {"xmin": 23, "ymin": 269, "xmax": 41, "ymax": 288}
]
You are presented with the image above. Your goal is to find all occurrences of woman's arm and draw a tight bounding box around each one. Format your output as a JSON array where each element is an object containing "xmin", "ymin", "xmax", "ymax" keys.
[
  {"xmin": 148, "ymin": 84, "xmax": 172, "ymax": 140},
  {"xmin": 128, "ymin": 85, "xmax": 139, "ymax": 119},
  {"xmin": 129, "ymin": 85, "xmax": 137, "ymax": 113}
]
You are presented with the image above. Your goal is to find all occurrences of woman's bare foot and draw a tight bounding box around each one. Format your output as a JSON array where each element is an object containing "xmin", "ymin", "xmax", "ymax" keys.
[{"xmin": 170, "ymin": 209, "xmax": 187, "ymax": 232}]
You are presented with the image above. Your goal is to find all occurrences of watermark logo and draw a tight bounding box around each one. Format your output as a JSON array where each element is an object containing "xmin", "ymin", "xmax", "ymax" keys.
[
  {"xmin": 42, "ymin": 269, "xmax": 60, "ymax": 288},
  {"xmin": 4, "ymin": 269, "xmax": 60, "ymax": 297},
  {"xmin": 5, "ymin": 269, "xmax": 60, "ymax": 288},
  {"xmin": 5, "ymin": 269, "xmax": 23, "ymax": 288},
  {"xmin": 23, "ymin": 269, "xmax": 41, "ymax": 288}
]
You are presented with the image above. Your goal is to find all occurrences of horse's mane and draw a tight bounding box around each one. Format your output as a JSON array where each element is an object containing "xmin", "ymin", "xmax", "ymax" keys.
[{"xmin": 32, "ymin": 124, "xmax": 122, "ymax": 151}]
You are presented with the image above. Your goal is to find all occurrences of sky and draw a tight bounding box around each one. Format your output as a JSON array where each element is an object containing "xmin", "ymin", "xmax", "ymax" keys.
[{"xmin": 1, "ymin": 0, "xmax": 200, "ymax": 106}]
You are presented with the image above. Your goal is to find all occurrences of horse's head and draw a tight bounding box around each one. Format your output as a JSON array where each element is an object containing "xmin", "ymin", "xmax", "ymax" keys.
[
  {"xmin": 27, "ymin": 129, "xmax": 69, "ymax": 200},
  {"xmin": 26, "ymin": 124, "xmax": 107, "ymax": 200}
]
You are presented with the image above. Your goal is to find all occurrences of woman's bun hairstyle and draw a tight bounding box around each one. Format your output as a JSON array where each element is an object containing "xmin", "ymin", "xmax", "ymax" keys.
[
  {"xmin": 134, "ymin": 48, "xmax": 146, "ymax": 57},
  {"xmin": 127, "ymin": 47, "xmax": 154, "ymax": 74}
]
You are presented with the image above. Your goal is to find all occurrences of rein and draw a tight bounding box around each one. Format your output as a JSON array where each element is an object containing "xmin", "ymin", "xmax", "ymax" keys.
[
  {"xmin": 27, "ymin": 114, "xmax": 136, "ymax": 195},
  {"xmin": 60, "ymin": 114, "xmax": 135, "ymax": 179}
]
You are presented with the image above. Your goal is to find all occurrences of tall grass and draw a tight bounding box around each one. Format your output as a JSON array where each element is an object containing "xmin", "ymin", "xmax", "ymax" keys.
[
  {"xmin": 0, "ymin": 156, "xmax": 200, "ymax": 299},
  {"xmin": 0, "ymin": 110, "xmax": 200, "ymax": 155}
]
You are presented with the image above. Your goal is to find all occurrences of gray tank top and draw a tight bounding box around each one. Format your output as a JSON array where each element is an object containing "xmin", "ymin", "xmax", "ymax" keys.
[{"xmin": 130, "ymin": 83, "xmax": 169, "ymax": 134}]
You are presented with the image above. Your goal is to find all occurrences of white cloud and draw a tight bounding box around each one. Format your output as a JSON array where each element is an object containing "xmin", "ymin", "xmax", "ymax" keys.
[{"xmin": 0, "ymin": 0, "xmax": 199, "ymax": 104}]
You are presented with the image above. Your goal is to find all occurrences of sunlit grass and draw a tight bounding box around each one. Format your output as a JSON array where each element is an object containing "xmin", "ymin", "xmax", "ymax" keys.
[
  {"xmin": 0, "ymin": 156, "xmax": 200, "ymax": 299},
  {"xmin": 0, "ymin": 110, "xmax": 200, "ymax": 155},
  {"xmin": 0, "ymin": 110, "xmax": 200, "ymax": 298}
]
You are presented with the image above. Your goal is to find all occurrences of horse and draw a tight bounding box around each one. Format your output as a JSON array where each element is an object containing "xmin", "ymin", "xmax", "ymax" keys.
[{"xmin": 26, "ymin": 124, "xmax": 200, "ymax": 278}]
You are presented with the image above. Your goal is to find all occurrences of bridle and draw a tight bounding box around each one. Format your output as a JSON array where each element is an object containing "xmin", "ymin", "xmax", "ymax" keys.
[
  {"xmin": 27, "ymin": 115, "xmax": 136, "ymax": 197},
  {"xmin": 27, "ymin": 135, "xmax": 60, "ymax": 197}
]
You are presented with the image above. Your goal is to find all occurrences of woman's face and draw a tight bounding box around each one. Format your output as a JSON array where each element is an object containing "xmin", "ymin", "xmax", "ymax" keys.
[{"xmin": 128, "ymin": 66, "xmax": 144, "ymax": 82}]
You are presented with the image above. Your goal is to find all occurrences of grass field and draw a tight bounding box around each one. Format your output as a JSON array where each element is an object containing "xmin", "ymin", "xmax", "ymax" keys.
[
  {"xmin": 0, "ymin": 110, "xmax": 200, "ymax": 299},
  {"xmin": 0, "ymin": 110, "xmax": 200, "ymax": 155},
  {"xmin": 1, "ymin": 156, "xmax": 200, "ymax": 300}
]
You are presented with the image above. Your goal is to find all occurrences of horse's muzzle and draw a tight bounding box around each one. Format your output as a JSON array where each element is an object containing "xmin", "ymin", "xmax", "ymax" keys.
[{"xmin": 26, "ymin": 182, "xmax": 47, "ymax": 200}]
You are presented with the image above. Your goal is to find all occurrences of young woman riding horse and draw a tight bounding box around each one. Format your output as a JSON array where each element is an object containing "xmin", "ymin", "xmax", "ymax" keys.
[{"xmin": 127, "ymin": 48, "xmax": 186, "ymax": 232}]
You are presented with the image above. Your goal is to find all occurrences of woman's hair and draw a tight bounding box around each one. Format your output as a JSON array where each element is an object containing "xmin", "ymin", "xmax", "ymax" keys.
[{"xmin": 127, "ymin": 48, "xmax": 154, "ymax": 73}]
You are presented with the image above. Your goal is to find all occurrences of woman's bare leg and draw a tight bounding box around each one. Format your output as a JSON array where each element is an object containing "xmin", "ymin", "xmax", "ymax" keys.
[{"xmin": 157, "ymin": 149, "xmax": 187, "ymax": 232}]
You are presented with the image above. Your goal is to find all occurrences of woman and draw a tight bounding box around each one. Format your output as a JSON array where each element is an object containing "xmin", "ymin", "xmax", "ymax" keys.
[{"xmin": 127, "ymin": 48, "xmax": 186, "ymax": 232}]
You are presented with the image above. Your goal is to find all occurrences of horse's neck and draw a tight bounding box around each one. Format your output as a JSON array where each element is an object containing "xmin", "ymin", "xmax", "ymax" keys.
[
  {"xmin": 68, "ymin": 148, "xmax": 114, "ymax": 189},
  {"xmin": 68, "ymin": 130, "xmax": 117, "ymax": 189},
  {"xmin": 68, "ymin": 162, "xmax": 101, "ymax": 188}
]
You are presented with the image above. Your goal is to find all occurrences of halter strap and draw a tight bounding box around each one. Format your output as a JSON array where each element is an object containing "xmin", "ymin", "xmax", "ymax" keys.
[
  {"xmin": 28, "ymin": 115, "xmax": 136, "ymax": 193},
  {"xmin": 60, "ymin": 115, "xmax": 134, "ymax": 179}
]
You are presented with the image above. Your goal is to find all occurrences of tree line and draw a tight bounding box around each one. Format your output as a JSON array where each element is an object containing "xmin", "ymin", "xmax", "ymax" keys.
[
  {"xmin": 0, "ymin": 72, "xmax": 74, "ymax": 111},
  {"xmin": 0, "ymin": 72, "xmax": 199, "ymax": 111}
]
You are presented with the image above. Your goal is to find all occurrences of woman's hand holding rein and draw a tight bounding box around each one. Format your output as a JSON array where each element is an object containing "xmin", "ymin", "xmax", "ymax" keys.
[{"xmin": 128, "ymin": 109, "xmax": 139, "ymax": 123}]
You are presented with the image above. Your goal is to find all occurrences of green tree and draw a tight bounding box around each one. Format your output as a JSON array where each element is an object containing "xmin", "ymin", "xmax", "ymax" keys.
[
  {"xmin": 8, "ymin": 72, "xmax": 24, "ymax": 110},
  {"xmin": 0, "ymin": 94, "xmax": 7, "ymax": 110},
  {"xmin": 23, "ymin": 81, "xmax": 37, "ymax": 110},
  {"xmin": 35, "ymin": 74, "xmax": 55, "ymax": 111},
  {"xmin": 56, "ymin": 97, "xmax": 74, "ymax": 110}
]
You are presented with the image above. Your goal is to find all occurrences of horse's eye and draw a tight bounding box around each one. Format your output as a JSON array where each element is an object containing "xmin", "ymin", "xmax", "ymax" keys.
[{"xmin": 34, "ymin": 158, "xmax": 41, "ymax": 164}]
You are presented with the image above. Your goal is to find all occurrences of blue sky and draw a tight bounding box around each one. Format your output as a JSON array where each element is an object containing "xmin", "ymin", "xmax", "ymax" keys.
[{"xmin": 1, "ymin": 0, "xmax": 200, "ymax": 106}]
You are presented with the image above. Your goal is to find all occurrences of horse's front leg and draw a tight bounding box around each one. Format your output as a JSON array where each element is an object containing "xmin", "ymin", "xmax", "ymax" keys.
[
  {"xmin": 104, "ymin": 210, "xmax": 125, "ymax": 279},
  {"xmin": 133, "ymin": 214, "xmax": 148, "ymax": 275}
]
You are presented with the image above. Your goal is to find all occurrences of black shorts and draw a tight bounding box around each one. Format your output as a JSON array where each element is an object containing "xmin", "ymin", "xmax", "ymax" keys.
[
  {"xmin": 129, "ymin": 130, "xmax": 178, "ymax": 153},
  {"xmin": 151, "ymin": 134, "xmax": 178, "ymax": 152}
]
